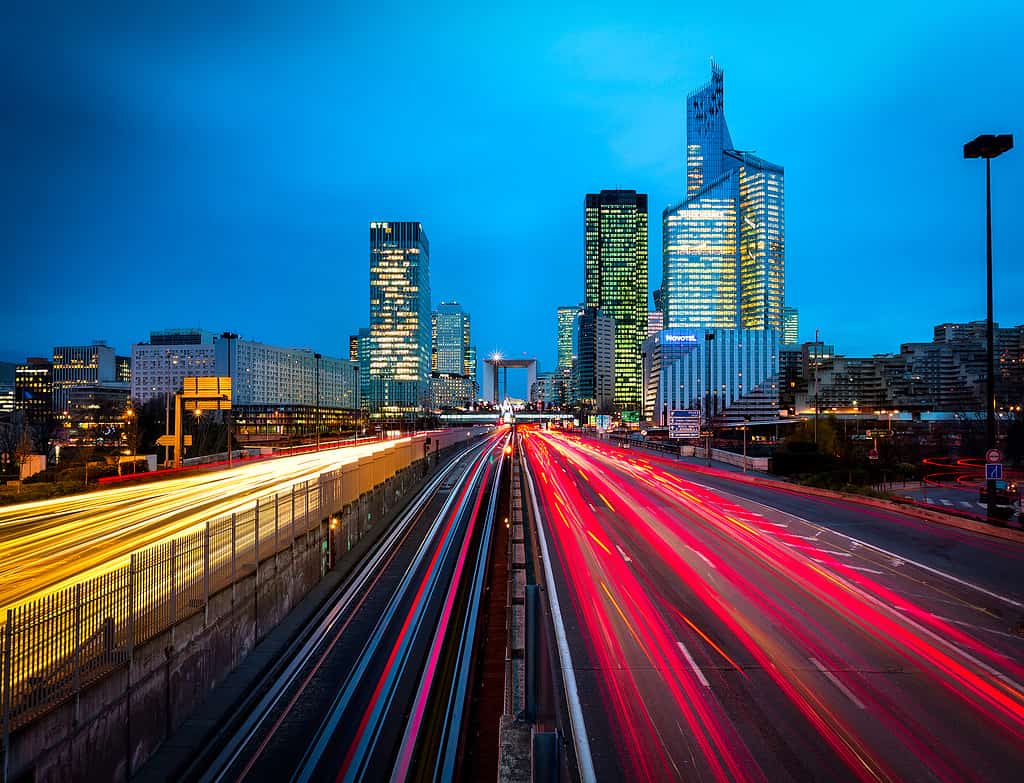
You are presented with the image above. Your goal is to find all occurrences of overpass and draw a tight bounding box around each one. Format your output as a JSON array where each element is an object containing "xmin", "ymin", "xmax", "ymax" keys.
[{"xmin": 438, "ymin": 412, "xmax": 574, "ymax": 425}]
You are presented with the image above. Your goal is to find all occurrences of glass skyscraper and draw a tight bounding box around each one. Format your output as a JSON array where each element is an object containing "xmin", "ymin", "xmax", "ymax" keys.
[
  {"xmin": 584, "ymin": 190, "xmax": 648, "ymax": 414},
  {"xmin": 368, "ymin": 221, "xmax": 431, "ymax": 412},
  {"xmin": 663, "ymin": 63, "xmax": 784, "ymax": 332},
  {"xmin": 782, "ymin": 306, "xmax": 799, "ymax": 345},
  {"xmin": 430, "ymin": 301, "xmax": 477, "ymax": 407}
]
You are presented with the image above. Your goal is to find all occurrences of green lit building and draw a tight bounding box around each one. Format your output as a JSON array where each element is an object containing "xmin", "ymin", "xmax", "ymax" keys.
[{"xmin": 584, "ymin": 190, "xmax": 648, "ymax": 415}]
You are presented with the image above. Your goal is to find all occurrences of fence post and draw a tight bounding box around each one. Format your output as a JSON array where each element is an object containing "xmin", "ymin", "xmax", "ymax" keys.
[
  {"xmin": 73, "ymin": 583, "xmax": 82, "ymax": 724},
  {"xmin": 253, "ymin": 502, "xmax": 260, "ymax": 642},
  {"xmin": 291, "ymin": 484, "xmax": 296, "ymax": 572},
  {"xmin": 231, "ymin": 512, "xmax": 237, "ymax": 607},
  {"xmin": 3, "ymin": 609, "xmax": 14, "ymax": 783},
  {"xmin": 170, "ymin": 539, "xmax": 177, "ymax": 631},
  {"xmin": 127, "ymin": 554, "xmax": 136, "ymax": 777},
  {"xmin": 203, "ymin": 521, "xmax": 211, "ymax": 626},
  {"xmin": 274, "ymin": 493, "xmax": 280, "ymax": 580}
]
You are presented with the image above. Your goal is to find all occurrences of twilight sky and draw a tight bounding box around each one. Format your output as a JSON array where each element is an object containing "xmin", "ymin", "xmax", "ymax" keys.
[{"xmin": 4, "ymin": 1, "xmax": 1022, "ymax": 397}]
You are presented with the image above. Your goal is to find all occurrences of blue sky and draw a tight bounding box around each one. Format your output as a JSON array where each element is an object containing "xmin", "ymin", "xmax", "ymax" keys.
[{"xmin": 4, "ymin": 1, "xmax": 1022, "ymax": 397}]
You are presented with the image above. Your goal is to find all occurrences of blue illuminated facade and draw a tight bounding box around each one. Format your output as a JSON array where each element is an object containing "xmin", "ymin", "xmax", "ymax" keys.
[{"xmin": 663, "ymin": 62, "xmax": 785, "ymax": 332}]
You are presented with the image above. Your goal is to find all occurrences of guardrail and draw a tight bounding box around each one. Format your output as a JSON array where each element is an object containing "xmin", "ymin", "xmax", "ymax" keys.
[{"xmin": 0, "ymin": 430, "xmax": 478, "ymax": 765}]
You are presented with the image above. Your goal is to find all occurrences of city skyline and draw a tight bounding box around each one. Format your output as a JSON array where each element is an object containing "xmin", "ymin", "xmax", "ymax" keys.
[{"xmin": 4, "ymin": 2, "xmax": 1023, "ymax": 400}]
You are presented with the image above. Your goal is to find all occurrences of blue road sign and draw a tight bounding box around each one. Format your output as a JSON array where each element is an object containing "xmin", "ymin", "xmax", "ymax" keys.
[
  {"xmin": 986, "ymin": 463, "xmax": 1003, "ymax": 480},
  {"xmin": 669, "ymin": 409, "xmax": 700, "ymax": 439}
]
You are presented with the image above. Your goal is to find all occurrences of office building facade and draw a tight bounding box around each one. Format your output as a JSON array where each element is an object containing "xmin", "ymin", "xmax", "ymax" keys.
[
  {"xmin": 131, "ymin": 329, "xmax": 217, "ymax": 405},
  {"xmin": 52, "ymin": 342, "xmax": 117, "ymax": 416},
  {"xmin": 368, "ymin": 221, "xmax": 431, "ymax": 412},
  {"xmin": 663, "ymin": 63, "xmax": 784, "ymax": 332},
  {"xmin": 572, "ymin": 307, "xmax": 615, "ymax": 413},
  {"xmin": 430, "ymin": 301, "xmax": 477, "ymax": 406},
  {"xmin": 782, "ymin": 306, "xmax": 799, "ymax": 345},
  {"xmin": 656, "ymin": 328, "xmax": 780, "ymax": 424},
  {"xmin": 584, "ymin": 190, "xmax": 648, "ymax": 414},
  {"xmin": 14, "ymin": 359, "xmax": 53, "ymax": 426}
]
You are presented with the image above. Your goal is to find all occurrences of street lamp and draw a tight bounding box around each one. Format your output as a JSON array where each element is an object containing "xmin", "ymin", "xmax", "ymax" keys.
[
  {"xmin": 314, "ymin": 352, "xmax": 322, "ymax": 451},
  {"xmin": 964, "ymin": 133, "xmax": 1013, "ymax": 521},
  {"xmin": 221, "ymin": 332, "xmax": 239, "ymax": 466},
  {"xmin": 704, "ymin": 331, "xmax": 715, "ymax": 465},
  {"xmin": 125, "ymin": 407, "xmax": 136, "ymax": 473}
]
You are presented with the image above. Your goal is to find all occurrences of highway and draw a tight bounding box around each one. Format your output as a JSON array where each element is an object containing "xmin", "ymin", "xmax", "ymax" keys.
[
  {"xmin": 522, "ymin": 429, "xmax": 1024, "ymax": 782},
  {"xmin": 189, "ymin": 429, "xmax": 509, "ymax": 782},
  {"xmin": 0, "ymin": 435, "xmax": 452, "ymax": 613}
]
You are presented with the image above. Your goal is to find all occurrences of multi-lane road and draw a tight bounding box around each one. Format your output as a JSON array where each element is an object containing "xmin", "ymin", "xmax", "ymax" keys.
[
  {"xmin": 522, "ymin": 429, "xmax": 1024, "ymax": 782},
  {"xmin": 0, "ymin": 437, "xmax": 438, "ymax": 612}
]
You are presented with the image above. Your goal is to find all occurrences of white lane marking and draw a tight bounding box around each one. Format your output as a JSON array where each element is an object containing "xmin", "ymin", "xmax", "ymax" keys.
[
  {"xmin": 812, "ymin": 559, "xmax": 884, "ymax": 575},
  {"xmin": 793, "ymin": 544, "xmax": 852, "ymax": 558},
  {"xmin": 786, "ymin": 533, "xmax": 823, "ymax": 542},
  {"xmin": 694, "ymin": 485, "xmax": 1024, "ymax": 612},
  {"xmin": 939, "ymin": 499, "xmax": 953, "ymax": 506},
  {"xmin": 677, "ymin": 641, "xmax": 711, "ymax": 688},
  {"xmin": 689, "ymin": 547, "xmax": 716, "ymax": 569},
  {"xmin": 810, "ymin": 657, "xmax": 866, "ymax": 709},
  {"xmin": 616, "ymin": 544, "xmax": 633, "ymax": 564},
  {"xmin": 761, "ymin": 521, "xmax": 789, "ymax": 529},
  {"xmin": 927, "ymin": 613, "xmax": 1024, "ymax": 642}
]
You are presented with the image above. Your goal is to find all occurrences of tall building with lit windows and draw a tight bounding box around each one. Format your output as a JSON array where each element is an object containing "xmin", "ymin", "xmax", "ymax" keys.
[
  {"xmin": 782, "ymin": 306, "xmax": 799, "ymax": 345},
  {"xmin": 368, "ymin": 221, "xmax": 431, "ymax": 412},
  {"xmin": 429, "ymin": 301, "xmax": 477, "ymax": 408},
  {"xmin": 584, "ymin": 190, "xmax": 648, "ymax": 414},
  {"xmin": 663, "ymin": 62, "xmax": 784, "ymax": 332}
]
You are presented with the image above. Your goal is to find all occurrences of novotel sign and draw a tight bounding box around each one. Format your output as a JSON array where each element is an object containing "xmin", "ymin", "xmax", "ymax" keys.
[{"xmin": 661, "ymin": 333, "xmax": 698, "ymax": 344}]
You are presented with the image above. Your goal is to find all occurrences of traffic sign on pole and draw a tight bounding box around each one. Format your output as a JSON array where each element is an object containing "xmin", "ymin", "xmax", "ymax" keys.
[
  {"xmin": 986, "ymin": 463, "xmax": 1003, "ymax": 480},
  {"xmin": 668, "ymin": 409, "xmax": 700, "ymax": 439},
  {"xmin": 986, "ymin": 448, "xmax": 1002, "ymax": 464}
]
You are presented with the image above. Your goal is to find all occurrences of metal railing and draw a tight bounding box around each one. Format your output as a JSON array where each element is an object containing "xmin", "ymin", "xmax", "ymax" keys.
[{"xmin": 0, "ymin": 465, "xmax": 372, "ymax": 754}]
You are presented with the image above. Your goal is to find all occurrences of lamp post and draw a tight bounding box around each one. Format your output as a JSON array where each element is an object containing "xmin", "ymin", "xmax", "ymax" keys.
[
  {"xmin": 314, "ymin": 352, "xmax": 321, "ymax": 451},
  {"xmin": 125, "ymin": 407, "xmax": 136, "ymax": 473},
  {"xmin": 221, "ymin": 332, "xmax": 238, "ymax": 467},
  {"xmin": 964, "ymin": 133, "xmax": 1013, "ymax": 520},
  {"xmin": 705, "ymin": 331, "xmax": 715, "ymax": 465}
]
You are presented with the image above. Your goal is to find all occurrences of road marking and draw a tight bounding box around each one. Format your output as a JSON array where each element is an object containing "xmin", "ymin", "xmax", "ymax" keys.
[
  {"xmin": 616, "ymin": 544, "xmax": 633, "ymax": 564},
  {"xmin": 939, "ymin": 499, "xmax": 953, "ymax": 506},
  {"xmin": 761, "ymin": 521, "xmax": 789, "ymax": 529},
  {"xmin": 698, "ymin": 486, "xmax": 1024, "ymax": 611},
  {"xmin": 810, "ymin": 657, "xmax": 865, "ymax": 709},
  {"xmin": 812, "ymin": 559, "xmax": 884, "ymax": 575},
  {"xmin": 677, "ymin": 641, "xmax": 711, "ymax": 687},
  {"xmin": 786, "ymin": 533, "xmax": 823, "ymax": 542},
  {"xmin": 689, "ymin": 547, "xmax": 715, "ymax": 569},
  {"xmin": 793, "ymin": 544, "xmax": 852, "ymax": 558}
]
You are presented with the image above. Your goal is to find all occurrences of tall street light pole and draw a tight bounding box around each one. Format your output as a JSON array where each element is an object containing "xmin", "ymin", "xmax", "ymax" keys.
[
  {"xmin": 314, "ymin": 352, "xmax": 321, "ymax": 451},
  {"xmin": 964, "ymin": 133, "xmax": 1013, "ymax": 521},
  {"xmin": 705, "ymin": 331, "xmax": 715, "ymax": 466},
  {"xmin": 221, "ymin": 332, "xmax": 238, "ymax": 467}
]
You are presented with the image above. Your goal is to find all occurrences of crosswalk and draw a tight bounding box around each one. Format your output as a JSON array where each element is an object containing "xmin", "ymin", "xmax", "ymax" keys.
[{"xmin": 918, "ymin": 497, "xmax": 1005, "ymax": 511}]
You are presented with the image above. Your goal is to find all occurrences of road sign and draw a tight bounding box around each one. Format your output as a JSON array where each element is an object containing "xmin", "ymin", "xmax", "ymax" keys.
[
  {"xmin": 868, "ymin": 448, "xmax": 879, "ymax": 460},
  {"xmin": 986, "ymin": 448, "xmax": 1002, "ymax": 464},
  {"xmin": 668, "ymin": 409, "xmax": 700, "ymax": 439},
  {"xmin": 595, "ymin": 415, "xmax": 612, "ymax": 431},
  {"xmin": 157, "ymin": 434, "xmax": 192, "ymax": 446},
  {"xmin": 986, "ymin": 463, "xmax": 1003, "ymax": 480},
  {"xmin": 182, "ymin": 376, "xmax": 232, "ymax": 410}
]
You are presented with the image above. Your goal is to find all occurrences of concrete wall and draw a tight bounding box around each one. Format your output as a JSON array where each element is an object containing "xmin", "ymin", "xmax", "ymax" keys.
[{"xmin": 6, "ymin": 434, "xmax": 481, "ymax": 783}]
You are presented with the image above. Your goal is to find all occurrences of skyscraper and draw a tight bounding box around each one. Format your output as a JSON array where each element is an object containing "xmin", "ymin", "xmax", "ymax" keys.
[
  {"xmin": 429, "ymin": 301, "xmax": 477, "ymax": 407},
  {"xmin": 584, "ymin": 190, "xmax": 648, "ymax": 414},
  {"xmin": 782, "ymin": 306, "xmax": 799, "ymax": 345},
  {"xmin": 572, "ymin": 306, "xmax": 616, "ymax": 413},
  {"xmin": 663, "ymin": 62, "xmax": 784, "ymax": 331},
  {"xmin": 368, "ymin": 221, "xmax": 431, "ymax": 411}
]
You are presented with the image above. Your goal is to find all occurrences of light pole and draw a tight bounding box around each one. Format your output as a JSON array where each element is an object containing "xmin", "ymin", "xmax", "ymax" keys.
[
  {"xmin": 964, "ymin": 133, "xmax": 1013, "ymax": 520},
  {"xmin": 314, "ymin": 352, "xmax": 321, "ymax": 451},
  {"xmin": 705, "ymin": 331, "xmax": 715, "ymax": 465},
  {"xmin": 221, "ymin": 332, "xmax": 238, "ymax": 466},
  {"xmin": 125, "ymin": 407, "xmax": 136, "ymax": 473}
]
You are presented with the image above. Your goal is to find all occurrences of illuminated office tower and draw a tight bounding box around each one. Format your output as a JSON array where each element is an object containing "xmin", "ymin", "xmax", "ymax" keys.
[
  {"xmin": 368, "ymin": 221, "xmax": 431, "ymax": 412},
  {"xmin": 782, "ymin": 306, "xmax": 799, "ymax": 345},
  {"xmin": 430, "ymin": 302, "xmax": 476, "ymax": 407},
  {"xmin": 663, "ymin": 62, "xmax": 784, "ymax": 331},
  {"xmin": 572, "ymin": 306, "xmax": 615, "ymax": 413},
  {"xmin": 584, "ymin": 190, "xmax": 648, "ymax": 414}
]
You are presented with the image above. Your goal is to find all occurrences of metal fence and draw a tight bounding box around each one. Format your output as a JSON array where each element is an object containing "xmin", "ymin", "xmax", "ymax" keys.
[{"xmin": 0, "ymin": 471, "xmax": 358, "ymax": 745}]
